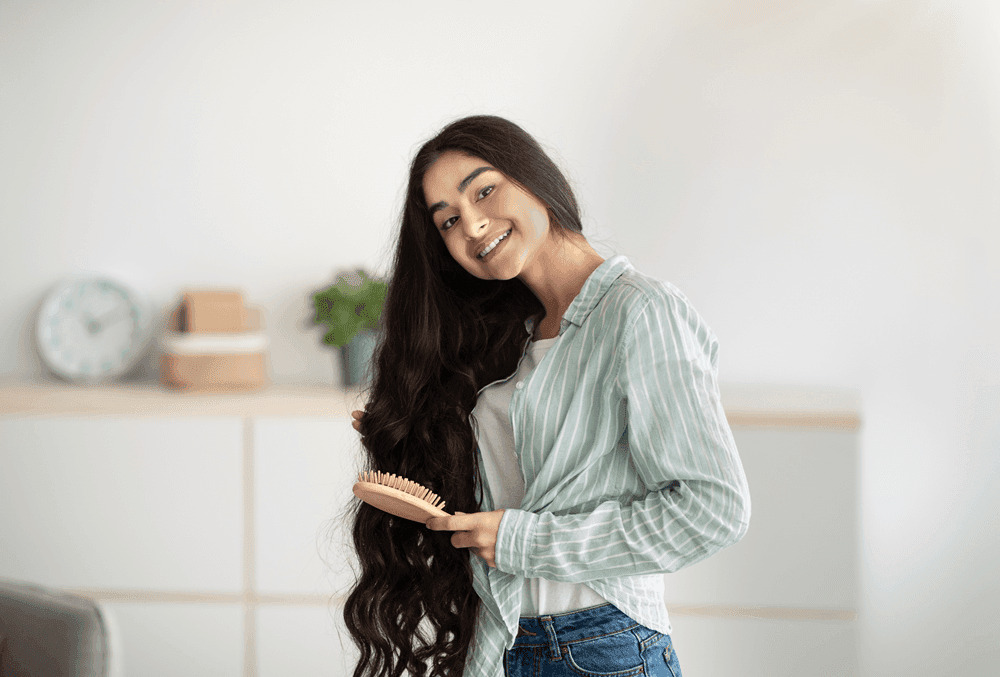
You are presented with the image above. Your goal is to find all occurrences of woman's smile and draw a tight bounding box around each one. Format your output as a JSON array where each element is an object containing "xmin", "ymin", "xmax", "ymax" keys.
[{"xmin": 477, "ymin": 228, "xmax": 513, "ymax": 260}]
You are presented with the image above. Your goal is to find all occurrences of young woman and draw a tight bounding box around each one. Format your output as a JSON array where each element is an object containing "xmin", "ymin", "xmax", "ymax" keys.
[{"xmin": 342, "ymin": 115, "xmax": 750, "ymax": 677}]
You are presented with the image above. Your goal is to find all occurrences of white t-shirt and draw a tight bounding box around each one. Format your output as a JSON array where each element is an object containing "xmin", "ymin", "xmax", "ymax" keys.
[{"xmin": 471, "ymin": 335, "xmax": 608, "ymax": 616}]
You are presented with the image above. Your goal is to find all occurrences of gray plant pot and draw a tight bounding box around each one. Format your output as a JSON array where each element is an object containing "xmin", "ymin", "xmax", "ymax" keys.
[{"xmin": 339, "ymin": 328, "xmax": 378, "ymax": 387}]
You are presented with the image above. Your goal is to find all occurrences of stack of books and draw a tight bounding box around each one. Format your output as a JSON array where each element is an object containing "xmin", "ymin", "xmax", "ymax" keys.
[{"xmin": 159, "ymin": 290, "xmax": 270, "ymax": 392}]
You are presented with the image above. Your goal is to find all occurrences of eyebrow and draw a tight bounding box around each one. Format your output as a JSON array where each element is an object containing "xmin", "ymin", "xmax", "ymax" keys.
[{"xmin": 428, "ymin": 166, "xmax": 495, "ymax": 215}]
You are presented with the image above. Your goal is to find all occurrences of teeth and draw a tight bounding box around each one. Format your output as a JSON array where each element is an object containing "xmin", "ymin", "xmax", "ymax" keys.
[{"xmin": 478, "ymin": 229, "xmax": 511, "ymax": 259}]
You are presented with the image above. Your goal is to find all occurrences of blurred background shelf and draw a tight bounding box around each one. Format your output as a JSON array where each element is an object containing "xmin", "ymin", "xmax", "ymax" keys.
[
  {"xmin": 0, "ymin": 376, "xmax": 366, "ymax": 418},
  {"xmin": 0, "ymin": 377, "xmax": 860, "ymax": 429}
]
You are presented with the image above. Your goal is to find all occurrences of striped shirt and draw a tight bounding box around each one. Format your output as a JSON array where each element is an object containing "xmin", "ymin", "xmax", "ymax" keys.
[{"xmin": 463, "ymin": 255, "xmax": 751, "ymax": 677}]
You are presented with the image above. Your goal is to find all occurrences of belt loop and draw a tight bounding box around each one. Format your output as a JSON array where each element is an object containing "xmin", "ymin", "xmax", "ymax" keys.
[{"xmin": 539, "ymin": 616, "xmax": 561, "ymax": 661}]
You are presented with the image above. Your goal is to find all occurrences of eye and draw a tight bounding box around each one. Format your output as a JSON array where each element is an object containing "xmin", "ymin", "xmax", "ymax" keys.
[
  {"xmin": 440, "ymin": 215, "xmax": 459, "ymax": 231},
  {"xmin": 477, "ymin": 185, "xmax": 494, "ymax": 200}
]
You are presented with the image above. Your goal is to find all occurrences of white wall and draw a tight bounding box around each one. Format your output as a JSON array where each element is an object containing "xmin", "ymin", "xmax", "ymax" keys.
[{"xmin": 2, "ymin": 1, "xmax": 998, "ymax": 675}]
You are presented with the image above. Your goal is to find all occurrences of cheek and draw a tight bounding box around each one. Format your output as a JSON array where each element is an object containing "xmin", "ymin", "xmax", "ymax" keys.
[
  {"xmin": 445, "ymin": 238, "xmax": 486, "ymax": 276},
  {"xmin": 445, "ymin": 238, "xmax": 465, "ymax": 261},
  {"xmin": 524, "ymin": 202, "xmax": 550, "ymax": 238}
]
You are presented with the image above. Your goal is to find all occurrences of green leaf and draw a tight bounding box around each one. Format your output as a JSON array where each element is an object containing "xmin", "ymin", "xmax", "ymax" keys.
[{"xmin": 310, "ymin": 269, "xmax": 388, "ymax": 347}]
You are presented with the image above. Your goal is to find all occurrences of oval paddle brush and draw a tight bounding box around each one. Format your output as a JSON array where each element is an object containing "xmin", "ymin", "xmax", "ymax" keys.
[{"xmin": 352, "ymin": 471, "xmax": 451, "ymax": 523}]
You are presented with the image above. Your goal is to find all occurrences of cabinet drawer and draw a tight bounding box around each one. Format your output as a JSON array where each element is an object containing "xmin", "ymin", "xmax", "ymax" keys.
[
  {"xmin": 0, "ymin": 418, "xmax": 243, "ymax": 591},
  {"xmin": 663, "ymin": 428, "xmax": 858, "ymax": 608},
  {"xmin": 254, "ymin": 417, "xmax": 359, "ymax": 597}
]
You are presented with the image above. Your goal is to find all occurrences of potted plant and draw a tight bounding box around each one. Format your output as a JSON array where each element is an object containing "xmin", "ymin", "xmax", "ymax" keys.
[{"xmin": 311, "ymin": 269, "xmax": 388, "ymax": 387}]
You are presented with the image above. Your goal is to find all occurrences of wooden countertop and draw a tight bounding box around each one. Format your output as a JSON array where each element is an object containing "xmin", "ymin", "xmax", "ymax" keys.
[{"xmin": 0, "ymin": 376, "xmax": 861, "ymax": 429}]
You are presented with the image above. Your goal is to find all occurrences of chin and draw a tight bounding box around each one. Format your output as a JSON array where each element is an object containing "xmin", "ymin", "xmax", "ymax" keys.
[{"xmin": 466, "ymin": 266, "xmax": 518, "ymax": 282}]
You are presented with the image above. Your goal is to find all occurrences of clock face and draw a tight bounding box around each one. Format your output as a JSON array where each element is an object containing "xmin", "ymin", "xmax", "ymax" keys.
[{"xmin": 36, "ymin": 277, "xmax": 152, "ymax": 383}]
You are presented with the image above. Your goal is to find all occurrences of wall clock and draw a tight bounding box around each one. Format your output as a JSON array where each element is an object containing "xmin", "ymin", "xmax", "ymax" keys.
[{"xmin": 35, "ymin": 277, "xmax": 153, "ymax": 383}]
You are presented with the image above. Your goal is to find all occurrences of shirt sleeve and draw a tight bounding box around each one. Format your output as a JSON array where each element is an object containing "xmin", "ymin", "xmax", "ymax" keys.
[{"xmin": 494, "ymin": 289, "xmax": 751, "ymax": 582}]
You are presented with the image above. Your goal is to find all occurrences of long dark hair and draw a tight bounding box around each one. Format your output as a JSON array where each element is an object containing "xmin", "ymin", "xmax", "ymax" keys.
[{"xmin": 339, "ymin": 115, "xmax": 585, "ymax": 677}]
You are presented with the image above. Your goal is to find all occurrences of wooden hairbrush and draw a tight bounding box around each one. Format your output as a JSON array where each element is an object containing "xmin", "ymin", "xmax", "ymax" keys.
[{"xmin": 352, "ymin": 471, "xmax": 451, "ymax": 523}]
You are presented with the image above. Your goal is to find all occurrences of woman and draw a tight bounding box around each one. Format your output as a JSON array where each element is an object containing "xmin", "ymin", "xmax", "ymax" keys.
[{"xmin": 342, "ymin": 115, "xmax": 750, "ymax": 677}]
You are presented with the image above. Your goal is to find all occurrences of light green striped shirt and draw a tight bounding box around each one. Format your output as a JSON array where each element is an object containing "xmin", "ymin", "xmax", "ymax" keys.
[{"xmin": 464, "ymin": 255, "xmax": 751, "ymax": 677}]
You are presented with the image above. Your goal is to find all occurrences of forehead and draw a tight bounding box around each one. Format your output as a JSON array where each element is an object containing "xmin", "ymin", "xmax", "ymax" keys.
[{"xmin": 422, "ymin": 150, "xmax": 491, "ymax": 202}]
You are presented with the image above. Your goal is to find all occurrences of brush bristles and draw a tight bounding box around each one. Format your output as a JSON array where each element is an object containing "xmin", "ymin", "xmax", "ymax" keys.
[{"xmin": 358, "ymin": 471, "xmax": 447, "ymax": 510}]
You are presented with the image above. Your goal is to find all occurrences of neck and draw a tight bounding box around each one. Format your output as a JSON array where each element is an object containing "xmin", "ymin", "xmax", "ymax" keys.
[{"xmin": 518, "ymin": 231, "xmax": 605, "ymax": 330}]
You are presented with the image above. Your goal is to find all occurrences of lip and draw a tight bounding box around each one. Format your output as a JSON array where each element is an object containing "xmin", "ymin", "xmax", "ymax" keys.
[{"xmin": 476, "ymin": 228, "xmax": 512, "ymax": 260}]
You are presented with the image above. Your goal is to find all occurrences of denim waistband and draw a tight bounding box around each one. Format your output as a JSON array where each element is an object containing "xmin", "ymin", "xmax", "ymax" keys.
[{"xmin": 512, "ymin": 603, "xmax": 640, "ymax": 646}]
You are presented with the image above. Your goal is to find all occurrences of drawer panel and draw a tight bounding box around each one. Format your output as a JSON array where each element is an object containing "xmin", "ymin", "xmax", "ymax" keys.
[
  {"xmin": 0, "ymin": 418, "xmax": 243, "ymax": 591},
  {"xmin": 102, "ymin": 602, "xmax": 244, "ymax": 677},
  {"xmin": 254, "ymin": 417, "xmax": 360, "ymax": 597},
  {"xmin": 257, "ymin": 605, "xmax": 359, "ymax": 677},
  {"xmin": 663, "ymin": 428, "xmax": 858, "ymax": 608}
]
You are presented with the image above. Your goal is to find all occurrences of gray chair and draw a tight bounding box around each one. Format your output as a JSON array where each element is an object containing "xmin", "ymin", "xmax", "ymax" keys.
[{"xmin": 0, "ymin": 579, "xmax": 119, "ymax": 677}]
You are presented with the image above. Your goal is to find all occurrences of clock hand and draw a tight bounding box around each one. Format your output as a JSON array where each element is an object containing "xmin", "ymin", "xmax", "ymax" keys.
[{"xmin": 85, "ymin": 306, "xmax": 132, "ymax": 334}]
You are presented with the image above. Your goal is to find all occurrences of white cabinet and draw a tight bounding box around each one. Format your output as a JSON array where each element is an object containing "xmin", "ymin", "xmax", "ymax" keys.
[
  {"xmin": 0, "ymin": 382, "xmax": 365, "ymax": 677},
  {"xmin": 0, "ymin": 380, "xmax": 860, "ymax": 677}
]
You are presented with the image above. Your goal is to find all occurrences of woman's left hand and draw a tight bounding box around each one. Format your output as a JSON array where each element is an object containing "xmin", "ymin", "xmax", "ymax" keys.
[{"xmin": 425, "ymin": 510, "xmax": 506, "ymax": 568}]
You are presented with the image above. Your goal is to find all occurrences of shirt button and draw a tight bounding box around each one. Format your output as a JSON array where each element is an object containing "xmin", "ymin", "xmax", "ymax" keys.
[{"xmin": 516, "ymin": 382, "xmax": 524, "ymax": 390}]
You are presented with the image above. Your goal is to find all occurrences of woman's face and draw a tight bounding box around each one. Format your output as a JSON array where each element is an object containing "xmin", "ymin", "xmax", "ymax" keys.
[{"xmin": 422, "ymin": 150, "xmax": 552, "ymax": 281}]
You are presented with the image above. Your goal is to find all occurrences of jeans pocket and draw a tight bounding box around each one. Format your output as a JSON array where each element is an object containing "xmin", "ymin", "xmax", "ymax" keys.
[
  {"xmin": 562, "ymin": 629, "xmax": 646, "ymax": 677},
  {"xmin": 633, "ymin": 631, "xmax": 681, "ymax": 677}
]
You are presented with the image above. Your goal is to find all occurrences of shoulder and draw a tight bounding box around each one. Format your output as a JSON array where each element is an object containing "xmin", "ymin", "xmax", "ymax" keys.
[
  {"xmin": 602, "ymin": 265, "xmax": 719, "ymax": 365},
  {"xmin": 604, "ymin": 265, "xmax": 702, "ymax": 329}
]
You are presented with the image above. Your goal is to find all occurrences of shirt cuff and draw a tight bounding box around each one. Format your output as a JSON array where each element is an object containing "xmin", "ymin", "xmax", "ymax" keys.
[{"xmin": 494, "ymin": 508, "xmax": 539, "ymax": 576}]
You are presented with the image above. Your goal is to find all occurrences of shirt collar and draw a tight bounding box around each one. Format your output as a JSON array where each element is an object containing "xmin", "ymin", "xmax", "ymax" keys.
[{"xmin": 523, "ymin": 254, "xmax": 633, "ymax": 335}]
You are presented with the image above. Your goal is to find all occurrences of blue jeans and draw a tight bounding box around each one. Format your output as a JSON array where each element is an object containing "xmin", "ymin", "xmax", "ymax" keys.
[{"xmin": 503, "ymin": 603, "xmax": 682, "ymax": 677}]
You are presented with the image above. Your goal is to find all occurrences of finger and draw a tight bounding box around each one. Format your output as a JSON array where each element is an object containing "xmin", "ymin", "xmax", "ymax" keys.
[
  {"xmin": 448, "ymin": 531, "xmax": 486, "ymax": 551},
  {"xmin": 426, "ymin": 516, "xmax": 456, "ymax": 531},
  {"xmin": 425, "ymin": 512, "xmax": 473, "ymax": 532}
]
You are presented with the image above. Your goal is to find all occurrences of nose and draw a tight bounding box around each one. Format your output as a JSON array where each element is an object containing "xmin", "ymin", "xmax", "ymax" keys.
[{"xmin": 461, "ymin": 203, "xmax": 489, "ymax": 238}]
